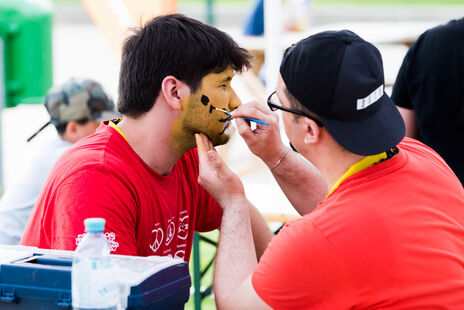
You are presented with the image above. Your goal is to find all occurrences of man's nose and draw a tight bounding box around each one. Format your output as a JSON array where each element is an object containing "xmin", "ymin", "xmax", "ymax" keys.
[{"xmin": 228, "ymin": 88, "xmax": 242, "ymax": 110}]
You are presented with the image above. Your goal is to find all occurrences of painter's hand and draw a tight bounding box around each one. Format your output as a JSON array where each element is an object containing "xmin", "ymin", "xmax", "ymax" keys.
[
  {"xmin": 195, "ymin": 133, "xmax": 246, "ymax": 208},
  {"xmin": 231, "ymin": 101, "xmax": 287, "ymax": 169}
]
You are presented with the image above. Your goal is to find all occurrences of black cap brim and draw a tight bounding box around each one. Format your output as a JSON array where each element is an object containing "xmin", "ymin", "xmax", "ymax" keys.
[{"xmin": 320, "ymin": 93, "xmax": 405, "ymax": 155}]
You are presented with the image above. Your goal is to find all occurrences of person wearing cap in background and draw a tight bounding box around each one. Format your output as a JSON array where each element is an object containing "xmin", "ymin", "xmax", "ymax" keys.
[
  {"xmin": 195, "ymin": 30, "xmax": 464, "ymax": 309},
  {"xmin": 0, "ymin": 77, "xmax": 117, "ymax": 245},
  {"xmin": 20, "ymin": 14, "xmax": 272, "ymax": 263}
]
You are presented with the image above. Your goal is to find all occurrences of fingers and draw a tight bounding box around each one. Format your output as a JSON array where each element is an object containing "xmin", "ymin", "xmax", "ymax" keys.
[
  {"xmin": 234, "ymin": 112, "xmax": 279, "ymax": 142},
  {"xmin": 195, "ymin": 133, "xmax": 206, "ymax": 154},
  {"xmin": 196, "ymin": 134, "xmax": 226, "ymax": 171},
  {"xmin": 232, "ymin": 102, "xmax": 278, "ymax": 129},
  {"xmin": 206, "ymin": 136, "xmax": 214, "ymax": 152},
  {"xmin": 235, "ymin": 117, "xmax": 252, "ymax": 137},
  {"xmin": 195, "ymin": 133, "xmax": 246, "ymax": 206},
  {"xmin": 231, "ymin": 100, "xmax": 270, "ymax": 117},
  {"xmin": 206, "ymin": 150, "xmax": 223, "ymax": 169},
  {"xmin": 195, "ymin": 133, "xmax": 216, "ymax": 154}
]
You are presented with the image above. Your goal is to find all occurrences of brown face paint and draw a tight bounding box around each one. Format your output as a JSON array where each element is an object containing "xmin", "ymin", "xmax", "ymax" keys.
[{"xmin": 170, "ymin": 67, "xmax": 241, "ymax": 156}]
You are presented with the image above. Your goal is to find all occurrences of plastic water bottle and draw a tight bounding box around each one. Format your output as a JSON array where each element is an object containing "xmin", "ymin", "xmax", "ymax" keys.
[{"xmin": 72, "ymin": 218, "xmax": 120, "ymax": 310}]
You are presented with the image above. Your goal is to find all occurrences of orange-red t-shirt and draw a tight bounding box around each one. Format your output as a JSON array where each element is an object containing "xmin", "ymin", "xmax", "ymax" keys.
[
  {"xmin": 252, "ymin": 138, "xmax": 464, "ymax": 309},
  {"xmin": 21, "ymin": 123, "xmax": 221, "ymax": 262}
]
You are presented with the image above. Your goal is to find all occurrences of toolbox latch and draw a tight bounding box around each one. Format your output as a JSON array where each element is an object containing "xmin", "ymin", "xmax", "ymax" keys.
[{"xmin": 0, "ymin": 287, "xmax": 15, "ymax": 303}]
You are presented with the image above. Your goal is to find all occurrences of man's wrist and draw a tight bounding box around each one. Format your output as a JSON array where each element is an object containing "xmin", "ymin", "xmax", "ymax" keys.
[
  {"xmin": 264, "ymin": 146, "xmax": 288, "ymax": 171},
  {"xmin": 219, "ymin": 195, "xmax": 249, "ymax": 211},
  {"xmin": 269, "ymin": 147, "xmax": 289, "ymax": 171}
]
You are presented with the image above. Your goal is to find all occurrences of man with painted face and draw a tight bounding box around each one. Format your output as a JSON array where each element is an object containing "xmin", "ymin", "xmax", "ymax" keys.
[
  {"xmin": 21, "ymin": 14, "xmax": 273, "ymax": 262},
  {"xmin": 195, "ymin": 30, "xmax": 464, "ymax": 308}
]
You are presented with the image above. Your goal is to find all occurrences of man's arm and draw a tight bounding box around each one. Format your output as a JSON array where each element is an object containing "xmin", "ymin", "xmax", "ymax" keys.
[
  {"xmin": 195, "ymin": 151, "xmax": 272, "ymax": 260},
  {"xmin": 397, "ymin": 106, "xmax": 420, "ymax": 139},
  {"xmin": 249, "ymin": 204, "xmax": 273, "ymax": 260},
  {"xmin": 195, "ymin": 134, "xmax": 271, "ymax": 310},
  {"xmin": 267, "ymin": 149, "xmax": 327, "ymax": 215},
  {"xmin": 232, "ymin": 102, "xmax": 327, "ymax": 215},
  {"xmin": 216, "ymin": 202, "xmax": 272, "ymax": 310},
  {"xmin": 391, "ymin": 42, "xmax": 421, "ymax": 140}
]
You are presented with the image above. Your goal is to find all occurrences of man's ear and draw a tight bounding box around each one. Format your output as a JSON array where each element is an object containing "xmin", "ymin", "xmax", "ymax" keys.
[
  {"xmin": 302, "ymin": 117, "xmax": 321, "ymax": 145},
  {"xmin": 62, "ymin": 121, "xmax": 78, "ymax": 143},
  {"xmin": 161, "ymin": 76, "xmax": 190, "ymax": 111},
  {"xmin": 65, "ymin": 121, "xmax": 78, "ymax": 135}
]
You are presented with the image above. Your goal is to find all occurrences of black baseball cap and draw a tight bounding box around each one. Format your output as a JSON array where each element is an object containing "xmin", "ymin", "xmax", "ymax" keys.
[{"xmin": 280, "ymin": 30, "xmax": 405, "ymax": 155}]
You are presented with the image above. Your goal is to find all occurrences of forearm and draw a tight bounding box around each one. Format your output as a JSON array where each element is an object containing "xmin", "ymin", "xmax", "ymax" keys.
[
  {"xmin": 195, "ymin": 134, "xmax": 271, "ymax": 309},
  {"xmin": 269, "ymin": 150, "xmax": 327, "ymax": 215},
  {"xmin": 249, "ymin": 205, "xmax": 273, "ymax": 260},
  {"xmin": 214, "ymin": 199, "xmax": 257, "ymax": 309}
]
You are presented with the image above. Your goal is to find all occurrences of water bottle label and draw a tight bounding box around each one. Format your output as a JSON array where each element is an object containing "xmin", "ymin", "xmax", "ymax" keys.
[{"xmin": 72, "ymin": 259, "xmax": 119, "ymax": 308}]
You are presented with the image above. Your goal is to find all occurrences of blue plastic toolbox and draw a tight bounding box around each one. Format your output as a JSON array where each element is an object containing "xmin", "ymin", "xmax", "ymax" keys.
[{"xmin": 0, "ymin": 247, "xmax": 190, "ymax": 309}]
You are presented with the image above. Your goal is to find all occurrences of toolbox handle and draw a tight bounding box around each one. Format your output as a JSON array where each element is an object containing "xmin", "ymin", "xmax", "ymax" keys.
[{"xmin": 35, "ymin": 256, "xmax": 73, "ymax": 267}]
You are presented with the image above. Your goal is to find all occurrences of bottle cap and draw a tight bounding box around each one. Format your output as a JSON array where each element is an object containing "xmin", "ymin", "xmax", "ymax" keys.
[{"xmin": 84, "ymin": 218, "xmax": 106, "ymax": 233}]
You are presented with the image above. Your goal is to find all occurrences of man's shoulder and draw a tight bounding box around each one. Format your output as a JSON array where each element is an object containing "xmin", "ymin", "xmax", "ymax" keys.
[
  {"xmin": 68, "ymin": 125, "xmax": 128, "ymax": 159},
  {"xmin": 415, "ymin": 19, "xmax": 464, "ymax": 51},
  {"xmin": 398, "ymin": 137, "xmax": 444, "ymax": 162},
  {"xmin": 429, "ymin": 18, "xmax": 464, "ymax": 37},
  {"xmin": 51, "ymin": 129, "xmax": 131, "ymax": 178}
]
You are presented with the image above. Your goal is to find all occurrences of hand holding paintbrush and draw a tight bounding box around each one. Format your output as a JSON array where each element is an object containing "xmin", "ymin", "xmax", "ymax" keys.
[{"xmin": 214, "ymin": 107, "xmax": 269, "ymax": 126}]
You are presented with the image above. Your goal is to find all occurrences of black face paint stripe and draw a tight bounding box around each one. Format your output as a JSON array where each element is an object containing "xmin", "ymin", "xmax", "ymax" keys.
[
  {"xmin": 219, "ymin": 121, "xmax": 230, "ymax": 136},
  {"xmin": 209, "ymin": 105, "xmax": 216, "ymax": 114},
  {"xmin": 201, "ymin": 95, "xmax": 210, "ymax": 106}
]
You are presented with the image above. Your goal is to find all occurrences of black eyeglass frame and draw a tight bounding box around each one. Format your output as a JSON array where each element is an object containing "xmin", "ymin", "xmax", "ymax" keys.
[{"xmin": 267, "ymin": 91, "xmax": 324, "ymax": 127}]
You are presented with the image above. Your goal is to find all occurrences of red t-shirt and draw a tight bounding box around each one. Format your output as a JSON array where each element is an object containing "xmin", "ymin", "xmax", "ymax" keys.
[
  {"xmin": 252, "ymin": 138, "xmax": 464, "ymax": 309},
  {"xmin": 21, "ymin": 123, "xmax": 221, "ymax": 262}
]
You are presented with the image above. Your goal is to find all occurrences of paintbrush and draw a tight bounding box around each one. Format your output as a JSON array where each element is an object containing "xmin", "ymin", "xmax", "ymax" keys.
[{"xmin": 214, "ymin": 107, "xmax": 269, "ymax": 126}]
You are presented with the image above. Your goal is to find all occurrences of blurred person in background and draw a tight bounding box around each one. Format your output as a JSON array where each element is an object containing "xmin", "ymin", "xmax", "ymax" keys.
[
  {"xmin": 243, "ymin": 0, "xmax": 312, "ymax": 36},
  {"xmin": 243, "ymin": 0, "xmax": 312, "ymax": 78},
  {"xmin": 392, "ymin": 18, "xmax": 464, "ymax": 185},
  {"xmin": 0, "ymin": 77, "xmax": 117, "ymax": 244}
]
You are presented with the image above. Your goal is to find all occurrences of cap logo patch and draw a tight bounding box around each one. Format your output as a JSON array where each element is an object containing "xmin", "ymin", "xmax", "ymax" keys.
[{"xmin": 356, "ymin": 85, "xmax": 383, "ymax": 110}]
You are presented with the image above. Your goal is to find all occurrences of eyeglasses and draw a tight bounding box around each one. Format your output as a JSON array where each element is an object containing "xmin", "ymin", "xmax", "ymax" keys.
[{"xmin": 267, "ymin": 91, "xmax": 324, "ymax": 127}]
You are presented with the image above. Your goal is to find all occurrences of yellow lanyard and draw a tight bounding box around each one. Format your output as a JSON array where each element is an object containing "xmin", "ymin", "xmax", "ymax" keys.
[
  {"xmin": 326, "ymin": 151, "xmax": 387, "ymax": 197},
  {"xmin": 108, "ymin": 119, "xmax": 128, "ymax": 142}
]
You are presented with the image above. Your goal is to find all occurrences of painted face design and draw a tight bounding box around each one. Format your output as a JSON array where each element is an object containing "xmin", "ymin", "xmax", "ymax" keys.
[{"xmin": 179, "ymin": 67, "xmax": 241, "ymax": 147}]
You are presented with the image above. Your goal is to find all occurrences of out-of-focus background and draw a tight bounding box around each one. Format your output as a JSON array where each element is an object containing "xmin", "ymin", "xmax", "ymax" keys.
[
  {"xmin": 1, "ymin": 0, "xmax": 462, "ymax": 211},
  {"xmin": 1, "ymin": 0, "xmax": 462, "ymax": 308}
]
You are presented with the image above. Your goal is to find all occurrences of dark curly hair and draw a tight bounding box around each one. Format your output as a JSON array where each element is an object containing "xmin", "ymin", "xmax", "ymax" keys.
[{"xmin": 118, "ymin": 14, "xmax": 252, "ymax": 117}]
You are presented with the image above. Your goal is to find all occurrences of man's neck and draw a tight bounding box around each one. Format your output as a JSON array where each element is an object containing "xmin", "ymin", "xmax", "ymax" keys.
[
  {"xmin": 117, "ymin": 109, "xmax": 182, "ymax": 176},
  {"xmin": 311, "ymin": 145, "xmax": 364, "ymax": 191}
]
